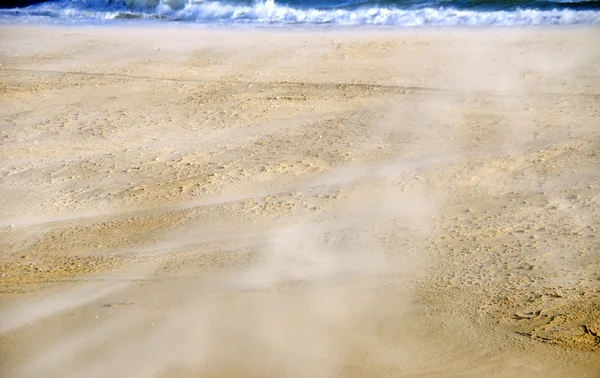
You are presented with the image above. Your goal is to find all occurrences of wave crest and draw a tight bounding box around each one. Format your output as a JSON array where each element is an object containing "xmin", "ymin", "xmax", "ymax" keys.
[{"xmin": 2, "ymin": 0, "xmax": 600, "ymax": 25}]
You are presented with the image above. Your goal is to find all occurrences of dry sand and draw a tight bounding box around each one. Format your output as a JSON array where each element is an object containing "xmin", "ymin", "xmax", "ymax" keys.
[{"xmin": 0, "ymin": 24, "xmax": 599, "ymax": 377}]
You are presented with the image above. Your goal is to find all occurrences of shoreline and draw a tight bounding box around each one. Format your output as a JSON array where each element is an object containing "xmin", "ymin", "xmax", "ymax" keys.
[{"xmin": 3, "ymin": 19, "xmax": 600, "ymax": 30}]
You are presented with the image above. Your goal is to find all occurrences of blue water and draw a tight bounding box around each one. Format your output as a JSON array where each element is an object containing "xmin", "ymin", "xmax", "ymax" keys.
[{"xmin": 1, "ymin": 0, "xmax": 599, "ymax": 25}]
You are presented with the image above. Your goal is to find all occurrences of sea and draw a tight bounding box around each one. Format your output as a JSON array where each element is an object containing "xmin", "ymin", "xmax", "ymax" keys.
[{"xmin": 0, "ymin": 0, "xmax": 599, "ymax": 26}]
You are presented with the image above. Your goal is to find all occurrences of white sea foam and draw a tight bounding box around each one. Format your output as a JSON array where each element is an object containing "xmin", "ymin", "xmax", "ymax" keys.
[{"xmin": 1, "ymin": 0, "xmax": 600, "ymax": 25}]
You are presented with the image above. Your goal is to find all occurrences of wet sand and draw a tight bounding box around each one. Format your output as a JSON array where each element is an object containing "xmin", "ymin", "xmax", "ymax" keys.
[{"xmin": 1, "ymin": 25, "xmax": 599, "ymax": 377}]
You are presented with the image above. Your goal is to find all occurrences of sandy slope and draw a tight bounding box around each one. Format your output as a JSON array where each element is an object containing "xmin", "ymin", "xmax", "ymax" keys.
[{"xmin": 0, "ymin": 25, "xmax": 599, "ymax": 377}]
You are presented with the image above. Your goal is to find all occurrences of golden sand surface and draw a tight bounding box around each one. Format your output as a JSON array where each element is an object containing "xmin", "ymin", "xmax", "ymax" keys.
[{"xmin": 1, "ymin": 25, "xmax": 599, "ymax": 377}]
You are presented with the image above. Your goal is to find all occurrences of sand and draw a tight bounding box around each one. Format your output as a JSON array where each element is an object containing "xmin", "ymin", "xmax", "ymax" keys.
[{"xmin": 0, "ymin": 24, "xmax": 599, "ymax": 377}]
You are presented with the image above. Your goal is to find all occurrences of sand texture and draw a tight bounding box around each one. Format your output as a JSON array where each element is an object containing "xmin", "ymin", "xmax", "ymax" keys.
[{"xmin": 0, "ymin": 25, "xmax": 599, "ymax": 377}]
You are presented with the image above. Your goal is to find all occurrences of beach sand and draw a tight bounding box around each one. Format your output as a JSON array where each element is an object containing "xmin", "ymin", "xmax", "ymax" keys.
[{"xmin": 0, "ymin": 24, "xmax": 599, "ymax": 377}]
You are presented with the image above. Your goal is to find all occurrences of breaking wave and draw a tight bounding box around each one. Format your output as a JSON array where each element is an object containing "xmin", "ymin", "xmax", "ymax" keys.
[{"xmin": 1, "ymin": 0, "xmax": 599, "ymax": 25}]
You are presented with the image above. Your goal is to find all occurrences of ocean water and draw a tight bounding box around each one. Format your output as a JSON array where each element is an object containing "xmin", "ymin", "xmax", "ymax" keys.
[{"xmin": 1, "ymin": 0, "xmax": 599, "ymax": 26}]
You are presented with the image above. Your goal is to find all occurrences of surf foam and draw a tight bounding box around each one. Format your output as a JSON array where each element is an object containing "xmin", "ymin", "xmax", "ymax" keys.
[{"xmin": 1, "ymin": 0, "xmax": 600, "ymax": 25}]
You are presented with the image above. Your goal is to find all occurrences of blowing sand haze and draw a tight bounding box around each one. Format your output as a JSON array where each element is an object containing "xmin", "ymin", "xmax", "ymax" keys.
[{"xmin": 0, "ymin": 24, "xmax": 599, "ymax": 378}]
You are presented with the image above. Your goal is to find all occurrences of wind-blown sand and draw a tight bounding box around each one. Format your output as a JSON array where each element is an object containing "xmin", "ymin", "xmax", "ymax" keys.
[{"xmin": 0, "ymin": 25, "xmax": 599, "ymax": 377}]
